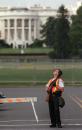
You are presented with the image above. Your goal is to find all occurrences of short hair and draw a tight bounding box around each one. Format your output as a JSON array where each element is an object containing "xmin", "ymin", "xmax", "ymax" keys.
[
  {"xmin": 53, "ymin": 68, "xmax": 62, "ymax": 77},
  {"xmin": 58, "ymin": 69, "xmax": 62, "ymax": 77}
]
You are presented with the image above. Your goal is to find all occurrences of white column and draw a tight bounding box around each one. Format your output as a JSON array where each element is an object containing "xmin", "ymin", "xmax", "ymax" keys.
[
  {"xmin": 3, "ymin": 20, "xmax": 5, "ymax": 40},
  {"xmin": 14, "ymin": 19, "xmax": 17, "ymax": 48},
  {"xmin": 22, "ymin": 19, "xmax": 25, "ymax": 47},
  {"xmin": 36, "ymin": 18, "xmax": 41, "ymax": 39},
  {"xmin": 28, "ymin": 19, "xmax": 31, "ymax": 45},
  {"xmin": 22, "ymin": 19, "xmax": 26, "ymax": 48},
  {"xmin": 8, "ymin": 19, "xmax": 10, "ymax": 43},
  {"xmin": 34, "ymin": 19, "xmax": 37, "ymax": 39}
]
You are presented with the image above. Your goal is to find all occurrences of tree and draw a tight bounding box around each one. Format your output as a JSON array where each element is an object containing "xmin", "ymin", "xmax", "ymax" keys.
[
  {"xmin": 70, "ymin": 5, "xmax": 82, "ymax": 57},
  {"xmin": 29, "ymin": 39, "xmax": 43, "ymax": 48},
  {"xmin": 40, "ymin": 17, "xmax": 56, "ymax": 47},
  {"xmin": 0, "ymin": 40, "xmax": 10, "ymax": 48},
  {"xmin": 54, "ymin": 5, "xmax": 71, "ymax": 58}
]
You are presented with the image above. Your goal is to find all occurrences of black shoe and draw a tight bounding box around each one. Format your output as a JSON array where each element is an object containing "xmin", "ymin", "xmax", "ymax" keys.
[
  {"xmin": 49, "ymin": 124, "xmax": 56, "ymax": 128},
  {"xmin": 57, "ymin": 125, "xmax": 62, "ymax": 128}
]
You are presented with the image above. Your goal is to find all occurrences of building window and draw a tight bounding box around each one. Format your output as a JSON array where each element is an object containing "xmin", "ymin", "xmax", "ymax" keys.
[
  {"xmin": 24, "ymin": 29, "xmax": 28, "ymax": 40},
  {"xmin": 5, "ymin": 29, "xmax": 8, "ymax": 40},
  {"xmin": 17, "ymin": 29, "xmax": 22, "ymax": 40},
  {"xmin": 0, "ymin": 31, "xmax": 1, "ymax": 38},
  {"xmin": 4, "ymin": 19, "xmax": 8, "ymax": 27},
  {"xmin": 10, "ymin": 19, "xmax": 14, "ymax": 27},
  {"xmin": 31, "ymin": 19, "xmax": 34, "ymax": 28},
  {"xmin": 10, "ymin": 29, "xmax": 14, "ymax": 40},
  {"xmin": 31, "ymin": 28, "xmax": 34, "ymax": 32},
  {"xmin": 17, "ymin": 19, "xmax": 22, "ymax": 27},
  {"xmin": 31, "ymin": 30, "xmax": 34, "ymax": 41},
  {"xmin": 31, "ymin": 35, "xmax": 34, "ymax": 41},
  {"xmin": 24, "ymin": 19, "xmax": 29, "ymax": 27},
  {"xmin": 31, "ymin": 27, "xmax": 34, "ymax": 41}
]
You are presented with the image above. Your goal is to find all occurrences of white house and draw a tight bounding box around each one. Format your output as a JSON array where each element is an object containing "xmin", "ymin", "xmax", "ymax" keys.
[{"xmin": 0, "ymin": 5, "xmax": 57, "ymax": 48}]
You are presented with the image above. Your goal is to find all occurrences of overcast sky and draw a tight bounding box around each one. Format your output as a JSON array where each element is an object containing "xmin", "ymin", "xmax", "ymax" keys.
[{"xmin": 0, "ymin": 0, "xmax": 82, "ymax": 10}]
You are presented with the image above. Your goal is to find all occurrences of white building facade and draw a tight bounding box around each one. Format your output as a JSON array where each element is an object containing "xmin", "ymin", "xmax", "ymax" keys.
[{"xmin": 0, "ymin": 5, "xmax": 57, "ymax": 48}]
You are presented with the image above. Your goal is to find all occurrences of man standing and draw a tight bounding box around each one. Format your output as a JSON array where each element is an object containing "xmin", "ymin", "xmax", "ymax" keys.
[{"xmin": 46, "ymin": 69, "xmax": 64, "ymax": 128}]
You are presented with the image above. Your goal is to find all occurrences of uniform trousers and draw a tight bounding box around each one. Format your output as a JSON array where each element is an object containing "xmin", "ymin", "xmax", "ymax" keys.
[{"xmin": 48, "ymin": 94, "xmax": 61, "ymax": 126}]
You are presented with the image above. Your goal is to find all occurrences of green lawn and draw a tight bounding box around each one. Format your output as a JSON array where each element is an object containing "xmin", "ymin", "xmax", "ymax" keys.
[
  {"xmin": 0, "ymin": 62, "xmax": 82, "ymax": 86},
  {"xmin": 0, "ymin": 48, "xmax": 53, "ymax": 54}
]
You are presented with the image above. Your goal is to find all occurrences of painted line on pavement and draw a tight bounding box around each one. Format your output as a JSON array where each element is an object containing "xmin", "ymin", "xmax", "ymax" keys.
[
  {"xmin": 0, "ymin": 118, "xmax": 82, "ymax": 123},
  {"xmin": 0, "ymin": 123, "xmax": 82, "ymax": 127},
  {"xmin": 0, "ymin": 120, "xmax": 36, "ymax": 123},
  {"xmin": 31, "ymin": 100, "xmax": 38, "ymax": 123},
  {"xmin": 75, "ymin": 96, "xmax": 82, "ymax": 103},
  {"xmin": 70, "ymin": 96, "xmax": 82, "ymax": 109}
]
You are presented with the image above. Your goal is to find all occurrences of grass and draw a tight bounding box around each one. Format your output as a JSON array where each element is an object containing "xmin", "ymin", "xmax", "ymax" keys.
[
  {"xmin": 0, "ymin": 62, "xmax": 82, "ymax": 86},
  {"xmin": 0, "ymin": 48, "xmax": 81, "ymax": 86},
  {"xmin": 0, "ymin": 48, "xmax": 53, "ymax": 54}
]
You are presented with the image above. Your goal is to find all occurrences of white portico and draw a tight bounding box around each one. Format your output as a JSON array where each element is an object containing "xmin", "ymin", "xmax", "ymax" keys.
[{"xmin": 0, "ymin": 5, "xmax": 57, "ymax": 48}]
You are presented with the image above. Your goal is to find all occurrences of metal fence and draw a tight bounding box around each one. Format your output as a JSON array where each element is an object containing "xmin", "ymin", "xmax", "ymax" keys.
[{"xmin": 0, "ymin": 58, "xmax": 82, "ymax": 86}]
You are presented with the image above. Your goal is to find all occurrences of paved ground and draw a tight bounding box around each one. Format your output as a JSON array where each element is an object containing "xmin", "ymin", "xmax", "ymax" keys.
[{"xmin": 0, "ymin": 86, "xmax": 82, "ymax": 130}]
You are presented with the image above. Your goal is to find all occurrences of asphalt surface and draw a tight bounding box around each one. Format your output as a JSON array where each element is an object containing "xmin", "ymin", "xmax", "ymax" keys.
[{"xmin": 0, "ymin": 86, "xmax": 82, "ymax": 130}]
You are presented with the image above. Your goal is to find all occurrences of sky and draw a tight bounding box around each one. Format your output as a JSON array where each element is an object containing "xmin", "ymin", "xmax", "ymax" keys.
[{"xmin": 0, "ymin": 0, "xmax": 82, "ymax": 11}]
